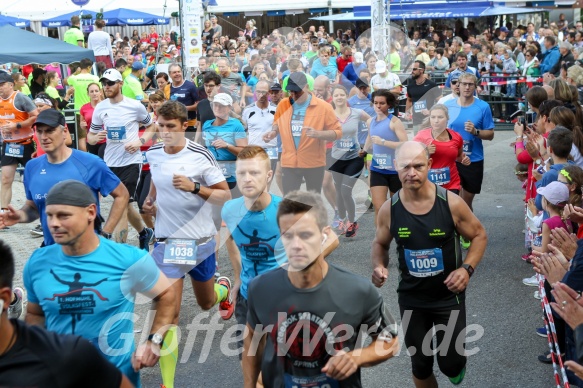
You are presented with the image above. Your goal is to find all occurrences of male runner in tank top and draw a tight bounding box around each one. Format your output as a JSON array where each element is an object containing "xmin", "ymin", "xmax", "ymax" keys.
[{"xmin": 371, "ymin": 141, "xmax": 487, "ymax": 388}]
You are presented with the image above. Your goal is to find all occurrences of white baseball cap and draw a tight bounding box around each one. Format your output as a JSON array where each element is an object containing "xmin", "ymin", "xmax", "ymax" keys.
[
  {"xmin": 100, "ymin": 68, "xmax": 123, "ymax": 83},
  {"xmin": 353, "ymin": 52, "xmax": 364, "ymax": 63},
  {"xmin": 213, "ymin": 93, "xmax": 233, "ymax": 106},
  {"xmin": 375, "ymin": 60, "xmax": 387, "ymax": 73}
]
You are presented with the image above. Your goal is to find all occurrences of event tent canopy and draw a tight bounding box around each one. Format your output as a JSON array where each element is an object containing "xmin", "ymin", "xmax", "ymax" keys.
[
  {"xmin": 0, "ymin": 25, "xmax": 95, "ymax": 64},
  {"xmin": 312, "ymin": 2, "xmax": 542, "ymax": 20},
  {"xmin": 0, "ymin": 14, "xmax": 30, "ymax": 28},
  {"xmin": 42, "ymin": 8, "xmax": 169, "ymax": 27}
]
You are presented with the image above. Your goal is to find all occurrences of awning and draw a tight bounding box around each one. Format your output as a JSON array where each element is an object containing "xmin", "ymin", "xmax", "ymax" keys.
[
  {"xmin": 312, "ymin": 2, "xmax": 542, "ymax": 20},
  {"xmin": 0, "ymin": 14, "xmax": 30, "ymax": 28},
  {"xmin": 42, "ymin": 8, "xmax": 169, "ymax": 27}
]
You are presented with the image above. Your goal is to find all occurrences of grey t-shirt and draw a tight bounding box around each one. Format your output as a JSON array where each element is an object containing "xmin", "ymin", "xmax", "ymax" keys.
[
  {"xmin": 220, "ymin": 72, "xmax": 244, "ymax": 101},
  {"xmin": 247, "ymin": 264, "xmax": 398, "ymax": 388},
  {"xmin": 332, "ymin": 108, "xmax": 363, "ymax": 161}
]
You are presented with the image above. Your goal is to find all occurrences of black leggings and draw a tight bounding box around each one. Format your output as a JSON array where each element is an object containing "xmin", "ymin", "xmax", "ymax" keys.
[
  {"xmin": 330, "ymin": 157, "xmax": 364, "ymax": 222},
  {"xmin": 399, "ymin": 302, "xmax": 467, "ymax": 380},
  {"xmin": 136, "ymin": 170, "xmax": 151, "ymax": 212},
  {"xmin": 281, "ymin": 167, "xmax": 325, "ymax": 195}
]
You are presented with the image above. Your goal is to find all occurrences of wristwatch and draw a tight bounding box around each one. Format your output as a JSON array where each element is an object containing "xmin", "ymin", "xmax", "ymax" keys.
[
  {"xmin": 100, "ymin": 231, "xmax": 113, "ymax": 239},
  {"xmin": 147, "ymin": 333, "xmax": 164, "ymax": 346},
  {"xmin": 475, "ymin": 130, "xmax": 480, "ymax": 137},
  {"xmin": 462, "ymin": 263, "xmax": 474, "ymax": 278},
  {"xmin": 191, "ymin": 181, "xmax": 201, "ymax": 195}
]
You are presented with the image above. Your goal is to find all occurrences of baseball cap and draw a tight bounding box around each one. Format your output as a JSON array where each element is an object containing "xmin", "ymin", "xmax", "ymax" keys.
[
  {"xmin": 500, "ymin": 26, "xmax": 509, "ymax": 33},
  {"xmin": 270, "ymin": 82, "xmax": 282, "ymax": 91},
  {"xmin": 167, "ymin": 44, "xmax": 176, "ymax": 53},
  {"xmin": 46, "ymin": 180, "xmax": 97, "ymax": 208},
  {"xmin": 375, "ymin": 60, "xmax": 387, "ymax": 73},
  {"xmin": 100, "ymin": 68, "xmax": 123, "ymax": 83},
  {"xmin": 355, "ymin": 78, "xmax": 369, "ymax": 88},
  {"xmin": 353, "ymin": 52, "xmax": 364, "ymax": 63},
  {"xmin": 536, "ymin": 181, "xmax": 569, "ymax": 206},
  {"xmin": 213, "ymin": 93, "xmax": 233, "ymax": 106},
  {"xmin": 0, "ymin": 72, "xmax": 13, "ymax": 84},
  {"xmin": 287, "ymin": 72, "xmax": 308, "ymax": 92},
  {"xmin": 132, "ymin": 61, "xmax": 145, "ymax": 71},
  {"xmin": 451, "ymin": 73, "xmax": 461, "ymax": 82},
  {"xmin": 35, "ymin": 108, "xmax": 66, "ymax": 128}
]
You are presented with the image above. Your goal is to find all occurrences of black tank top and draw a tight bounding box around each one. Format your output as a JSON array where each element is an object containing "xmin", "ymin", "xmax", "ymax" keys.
[{"xmin": 390, "ymin": 184, "xmax": 463, "ymax": 308}]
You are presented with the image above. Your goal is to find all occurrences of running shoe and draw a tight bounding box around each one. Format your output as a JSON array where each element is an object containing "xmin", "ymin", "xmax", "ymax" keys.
[
  {"xmin": 460, "ymin": 236, "xmax": 471, "ymax": 250},
  {"xmin": 536, "ymin": 327, "xmax": 547, "ymax": 338},
  {"xmin": 217, "ymin": 276, "xmax": 234, "ymax": 320},
  {"xmin": 363, "ymin": 169, "xmax": 369, "ymax": 178},
  {"xmin": 331, "ymin": 212, "xmax": 342, "ymax": 229},
  {"xmin": 521, "ymin": 253, "xmax": 532, "ymax": 263},
  {"xmin": 336, "ymin": 220, "xmax": 347, "ymax": 235},
  {"xmin": 522, "ymin": 274, "xmax": 539, "ymax": 287},
  {"xmin": 534, "ymin": 290, "xmax": 541, "ymax": 300},
  {"xmin": 345, "ymin": 221, "xmax": 359, "ymax": 238},
  {"xmin": 8, "ymin": 287, "xmax": 24, "ymax": 320},
  {"xmin": 448, "ymin": 367, "xmax": 466, "ymax": 385},
  {"xmin": 30, "ymin": 224, "xmax": 43, "ymax": 238},
  {"xmin": 149, "ymin": 228, "xmax": 156, "ymax": 245},
  {"xmin": 138, "ymin": 227, "xmax": 154, "ymax": 251}
]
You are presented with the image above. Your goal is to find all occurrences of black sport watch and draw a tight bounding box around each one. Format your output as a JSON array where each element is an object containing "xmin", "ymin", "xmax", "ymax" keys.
[
  {"xmin": 100, "ymin": 231, "xmax": 113, "ymax": 239},
  {"xmin": 191, "ymin": 181, "xmax": 201, "ymax": 195},
  {"xmin": 462, "ymin": 264, "xmax": 474, "ymax": 278}
]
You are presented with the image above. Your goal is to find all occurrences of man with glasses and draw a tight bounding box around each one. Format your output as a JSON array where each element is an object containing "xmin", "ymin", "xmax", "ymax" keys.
[
  {"xmin": 437, "ymin": 73, "xmax": 460, "ymax": 105},
  {"xmin": 405, "ymin": 61, "xmax": 441, "ymax": 134},
  {"xmin": 166, "ymin": 63, "xmax": 200, "ymax": 139},
  {"xmin": 87, "ymin": 69, "xmax": 156, "ymax": 248},
  {"xmin": 336, "ymin": 46, "xmax": 353, "ymax": 73},
  {"xmin": 444, "ymin": 73, "xmax": 494, "ymax": 249},
  {"xmin": 262, "ymin": 72, "xmax": 342, "ymax": 194}
]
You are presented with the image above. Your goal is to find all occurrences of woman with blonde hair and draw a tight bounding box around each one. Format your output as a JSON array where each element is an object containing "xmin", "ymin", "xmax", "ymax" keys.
[{"xmin": 244, "ymin": 19, "xmax": 257, "ymax": 39}]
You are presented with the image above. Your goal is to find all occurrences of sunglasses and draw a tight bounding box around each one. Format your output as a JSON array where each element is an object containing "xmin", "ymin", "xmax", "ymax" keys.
[
  {"xmin": 101, "ymin": 80, "xmax": 117, "ymax": 87},
  {"xmin": 451, "ymin": 80, "xmax": 459, "ymax": 85},
  {"xmin": 412, "ymin": 68, "xmax": 422, "ymax": 71}
]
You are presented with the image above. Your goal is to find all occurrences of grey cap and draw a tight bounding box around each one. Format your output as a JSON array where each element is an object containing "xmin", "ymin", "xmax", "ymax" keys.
[{"xmin": 46, "ymin": 180, "xmax": 97, "ymax": 208}]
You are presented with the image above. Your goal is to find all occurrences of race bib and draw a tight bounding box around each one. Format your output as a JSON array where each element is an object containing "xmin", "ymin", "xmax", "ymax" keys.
[
  {"xmin": 462, "ymin": 139, "xmax": 473, "ymax": 155},
  {"xmin": 428, "ymin": 167, "xmax": 451, "ymax": 186},
  {"xmin": 107, "ymin": 126, "xmax": 127, "ymax": 142},
  {"xmin": 373, "ymin": 153, "xmax": 392, "ymax": 170},
  {"xmin": 337, "ymin": 137, "xmax": 355, "ymax": 151},
  {"xmin": 5, "ymin": 143, "xmax": 24, "ymax": 158},
  {"xmin": 142, "ymin": 151, "xmax": 148, "ymax": 164},
  {"xmin": 413, "ymin": 100, "xmax": 427, "ymax": 112},
  {"xmin": 264, "ymin": 146, "xmax": 278, "ymax": 160},
  {"xmin": 404, "ymin": 248, "xmax": 445, "ymax": 278},
  {"xmin": 284, "ymin": 373, "xmax": 339, "ymax": 388},
  {"xmin": 291, "ymin": 120, "xmax": 303, "ymax": 138},
  {"xmin": 163, "ymin": 239, "xmax": 198, "ymax": 265},
  {"xmin": 217, "ymin": 161, "xmax": 235, "ymax": 178}
]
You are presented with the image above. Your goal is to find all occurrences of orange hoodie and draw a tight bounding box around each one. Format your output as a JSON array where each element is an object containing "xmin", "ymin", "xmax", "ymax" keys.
[{"xmin": 275, "ymin": 95, "xmax": 342, "ymax": 168}]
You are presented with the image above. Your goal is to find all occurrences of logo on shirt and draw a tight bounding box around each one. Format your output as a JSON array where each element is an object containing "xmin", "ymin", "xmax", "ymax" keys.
[
  {"xmin": 43, "ymin": 270, "xmax": 109, "ymax": 334},
  {"xmin": 236, "ymin": 225, "xmax": 276, "ymax": 265},
  {"xmin": 429, "ymin": 228, "xmax": 446, "ymax": 237},
  {"xmin": 398, "ymin": 227, "xmax": 411, "ymax": 238},
  {"xmin": 40, "ymin": 169, "xmax": 46, "ymax": 175}
]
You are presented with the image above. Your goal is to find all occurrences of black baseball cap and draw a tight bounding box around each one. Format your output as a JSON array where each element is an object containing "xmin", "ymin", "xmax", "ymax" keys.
[
  {"xmin": 355, "ymin": 78, "xmax": 369, "ymax": 88},
  {"xmin": 35, "ymin": 109, "xmax": 66, "ymax": 128},
  {"xmin": 0, "ymin": 72, "xmax": 13, "ymax": 84},
  {"xmin": 287, "ymin": 72, "xmax": 308, "ymax": 92},
  {"xmin": 270, "ymin": 82, "xmax": 282, "ymax": 91}
]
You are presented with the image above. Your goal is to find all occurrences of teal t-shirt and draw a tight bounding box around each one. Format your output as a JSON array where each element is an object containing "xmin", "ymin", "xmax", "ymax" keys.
[
  {"xmin": 202, "ymin": 117, "xmax": 247, "ymax": 182},
  {"xmin": 23, "ymin": 237, "xmax": 160, "ymax": 387},
  {"xmin": 222, "ymin": 194, "xmax": 286, "ymax": 299},
  {"xmin": 291, "ymin": 94, "xmax": 312, "ymax": 149}
]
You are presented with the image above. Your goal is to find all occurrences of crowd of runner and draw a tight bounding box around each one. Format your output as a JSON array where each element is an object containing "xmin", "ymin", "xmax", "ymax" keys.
[{"xmin": 2, "ymin": 12, "xmax": 583, "ymax": 388}]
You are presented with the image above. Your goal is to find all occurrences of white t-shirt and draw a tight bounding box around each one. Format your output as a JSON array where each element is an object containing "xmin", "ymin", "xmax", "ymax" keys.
[
  {"xmin": 87, "ymin": 30, "xmax": 112, "ymax": 57},
  {"xmin": 146, "ymin": 139, "xmax": 225, "ymax": 239},
  {"xmin": 371, "ymin": 72, "xmax": 402, "ymax": 91},
  {"xmin": 242, "ymin": 102, "xmax": 277, "ymax": 149},
  {"xmin": 90, "ymin": 97, "xmax": 152, "ymax": 167},
  {"xmin": 437, "ymin": 93, "xmax": 457, "ymax": 106}
]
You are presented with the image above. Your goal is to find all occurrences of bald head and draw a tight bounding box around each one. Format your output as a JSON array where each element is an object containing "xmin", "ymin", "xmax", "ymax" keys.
[
  {"xmin": 395, "ymin": 141, "xmax": 430, "ymax": 164},
  {"xmin": 542, "ymin": 84, "xmax": 555, "ymax": 99},
  {"xmin": 313, "ymin": 75, "xmax": 331, "ymax": 99}
]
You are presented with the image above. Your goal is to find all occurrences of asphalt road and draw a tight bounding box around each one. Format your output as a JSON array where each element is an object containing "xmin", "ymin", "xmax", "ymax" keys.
[{"xmin": 2, "ymin": 130, "xmax": 557, "ymax": 387}]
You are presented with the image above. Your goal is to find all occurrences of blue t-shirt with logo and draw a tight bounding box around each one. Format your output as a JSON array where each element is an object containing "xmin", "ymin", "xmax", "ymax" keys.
[
  {"xmin": 444, "ymin": 98, "xmax": 494, "ymax": 162},
  {"xmin": 170, "ymin": 80, "xmax": 199, "ymax": 121},
  {"xmin": 291, "ymin": 94, "xmax": 312, "ymax": 149},
  {"xmin": 222, "ymin": 194, "xmax": 286, "ymax": 299},
  {"xmin": 24, "ymin": 150, "xmax": 121, "ymax": 246},
  {"xmin": 23, "ymin": 237, "xmax": 160, "ymax": 388},
  {"xmin": 202, "ymin": 117, "xmax": 247, "ymax": 182}
]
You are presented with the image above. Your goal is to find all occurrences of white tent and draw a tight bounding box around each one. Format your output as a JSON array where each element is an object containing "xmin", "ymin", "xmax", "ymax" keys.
[{"xmin": 207, "ymin": 0, "xmax": 355, "ymax": 14}]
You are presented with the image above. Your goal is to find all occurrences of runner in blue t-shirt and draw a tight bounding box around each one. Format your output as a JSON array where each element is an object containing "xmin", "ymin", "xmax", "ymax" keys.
[
  {"xmin": 444, "ymin": 73, "xmax": 494, "ymax": 248},
  {"xmin": 0, "ymin": 109, "xmax": 128, "ymax": 246},
  {"xmin": 23, "ymin": 180, "xmax": 175, "ymax": 388}
]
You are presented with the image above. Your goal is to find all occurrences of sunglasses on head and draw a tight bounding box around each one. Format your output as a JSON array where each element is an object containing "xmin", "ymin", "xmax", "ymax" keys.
[{"xmin": 101, "ymin": 80, "xmax": 117, "ymax": 87}]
